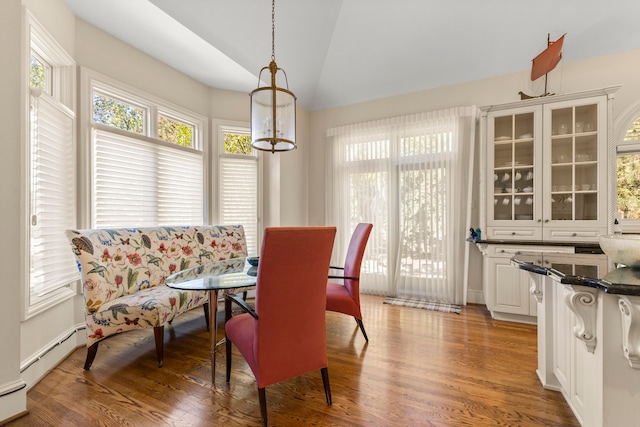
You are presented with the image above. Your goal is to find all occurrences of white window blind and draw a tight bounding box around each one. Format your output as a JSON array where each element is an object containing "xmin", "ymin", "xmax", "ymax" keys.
[
  {"xmin": 219, "ymin": 155, "xmax": 258, "ymax": 255},
  {"xmin": 93, "ymin": 128, "xmax": 204, "ymax": 227},
  {"xmin": 30, "ymin": 91, "xmax": 77, "ymax": 299},
  {"xmin": 326, "ymin": 107, "xmax": 477, "ymax": 304}
]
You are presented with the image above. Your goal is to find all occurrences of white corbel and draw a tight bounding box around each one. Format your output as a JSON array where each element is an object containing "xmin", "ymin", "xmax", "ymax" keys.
[
  {"xmin": 528, "ymin": 273, "xmax": 543, "ymax": 303},
  {"xmin": 618, "ymin": 296, "xmax": 640, "ymax": 369},
  {"xmin": 566, "ymin": 285, "xmax": 598, "ymax": 353}
]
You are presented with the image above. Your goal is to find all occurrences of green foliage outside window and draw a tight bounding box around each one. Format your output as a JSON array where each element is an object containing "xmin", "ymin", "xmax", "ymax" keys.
[
  {"xmin": 30, "ymin": 55, "xmax": 46, "ymax": 90},
  {"xmin": 618, "ymin": 118, "xmax": 640, "ymax": 219},
  {"xmin": 617, "ymin": 154, "xmax": 640, "ymax": 219},
  {"xmin": 158, "ymin": 115, "xmax": 193, "ymax": 147},
  {"xmin": 224, "ymin": 133, "xmax": 253, "ymax": 155},
  {"xmin": 93, "ymin": 93, "xmax": 144, "ymax": 134}
]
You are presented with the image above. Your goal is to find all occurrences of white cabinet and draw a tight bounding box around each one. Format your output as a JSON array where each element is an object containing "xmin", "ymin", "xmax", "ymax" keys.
[
  {"xmin": 530, "ymin": 253, "xmax": 609, "ymax": 424},
  {"xmin": 479, "ymin": 245, "xmax": 608, "ymax": 324},
  {"xmin": 480, "ymin": 87, "xmax": 619, "ymax": 242},
  {"xmin": 480, "ymin": 244, "xmax": 574, "ymax": 323},
  {"xmin": 485, "ymin": 254, "xmax": 537, "ymax": 320}
]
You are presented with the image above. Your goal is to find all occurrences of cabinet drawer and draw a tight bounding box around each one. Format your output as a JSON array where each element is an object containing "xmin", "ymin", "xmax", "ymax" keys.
[
  {"xmin": 485, "ymin": 244, "xmax": 571, "ymax": 257},
  {"xmin": 543, "ymin": 228, "xmax": 602, "ymax": 242},
  {"xmin": 487, "ymin": 227, "xmax": 542, "ymax": 240}
]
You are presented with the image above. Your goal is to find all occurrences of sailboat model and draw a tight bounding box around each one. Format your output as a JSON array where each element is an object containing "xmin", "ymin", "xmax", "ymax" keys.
[{"xmin": 519, "ymin": 33, "xmax": 565, "ymax": 100}]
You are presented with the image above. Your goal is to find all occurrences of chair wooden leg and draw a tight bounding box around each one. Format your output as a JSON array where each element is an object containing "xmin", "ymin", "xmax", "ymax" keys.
[
  {"xmin": 258, "ymin": 387, "xmax": 268, "ymax": 427},
  {"xmin": 225, "ymin": 338, "xmax": 233, "ymax": 382},
  {"xmin": 355, "ymin": 317, "xmax": 369, "ymax": 342},
  {"xmin": 83, "ymin": 342, "xmax": 99, "ymax": 370},
  {"xmin": 225, "ymin": 297, "xmax": 233, "ymax": 382},
  {"xmin": 203, "ymin": 302, "xmax": 210, "ymax": 331},
  {"xmin": 321, "ymin": 367, "xmax": 332, "ymax": 405},
  {"xmin": 153, "ymin": 326, "xmax": 164, "ymax": 367}
]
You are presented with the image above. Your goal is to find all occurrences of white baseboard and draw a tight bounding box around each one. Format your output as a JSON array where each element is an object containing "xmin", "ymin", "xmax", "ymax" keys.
[
  {"xmin": 466, "ymin": 289, "xmax": 485, "ymax": 305},
  {"xmin": 20, "ymin": 323, "xmax": 86, "ymax": 391},
  {"xmin": 0, "ymin": 379, "xmax": 27, "ymax": 423}
]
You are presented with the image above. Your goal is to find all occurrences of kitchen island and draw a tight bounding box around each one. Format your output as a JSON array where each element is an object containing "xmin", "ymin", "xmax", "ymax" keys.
[{"xmin": 512, "ymin": 256, "xmax": 640, "ymax": 427}]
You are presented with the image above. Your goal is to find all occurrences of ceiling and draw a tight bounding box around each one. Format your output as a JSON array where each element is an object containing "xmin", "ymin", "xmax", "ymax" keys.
[{"xmin": 63, "ymin": 0, "xmax": 640, "ymax": 112}]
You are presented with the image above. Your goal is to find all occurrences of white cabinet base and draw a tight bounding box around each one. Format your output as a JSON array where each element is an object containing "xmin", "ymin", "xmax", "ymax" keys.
[{"xmin": 535, "ymin": 274, "xmax": 640, "ymax": 427}]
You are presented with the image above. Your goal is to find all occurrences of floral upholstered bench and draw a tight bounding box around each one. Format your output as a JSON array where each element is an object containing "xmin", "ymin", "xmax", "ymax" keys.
[{"xmin": 66, "ymin": 225, "xmax": 247, "ymax": 370}]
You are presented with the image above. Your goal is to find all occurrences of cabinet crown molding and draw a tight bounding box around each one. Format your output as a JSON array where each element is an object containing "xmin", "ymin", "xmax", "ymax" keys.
[{"xmin": 480, "ymin": 85, "xmax": 621, "ymax": 113}]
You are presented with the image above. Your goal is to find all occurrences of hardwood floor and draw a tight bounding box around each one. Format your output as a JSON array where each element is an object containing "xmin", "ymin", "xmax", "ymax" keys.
[{"xmin": 6, "ymin": 295, "xmax": 579, "ymax": 426}]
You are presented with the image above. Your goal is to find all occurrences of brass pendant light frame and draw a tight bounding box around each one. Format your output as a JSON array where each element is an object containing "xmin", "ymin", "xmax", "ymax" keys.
[{"xmin": 250, "ymin": 0, "xmax": 297, "ymax": 153}]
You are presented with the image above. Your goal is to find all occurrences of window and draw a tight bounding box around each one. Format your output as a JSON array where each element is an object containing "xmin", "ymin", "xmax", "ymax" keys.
[
  {"xmin": 92, "ymin": 91, "xmax": 145, "ymax": 134},
  {"xmin": 617, "ymin": 117, "xmax": 640, "ymax": 226},
  {"xmin": 326, "ymin": 107, "xmax": 476, "ymax": 304},
  {"xmin": 25, "ymin": 13, "xmax": 77, "ymax": 316},
  {"xmin": 30, "ymin": 52, "xmax": 50, "ymax": 93},
  {"xmin": 158, "ymin": 113, "xmax": 194, "ymax": 147},
  {"xmin": 82, "ymin": 70, "xmax": 206, "ymax": 228},
  {"xmin": 217, "ymin": 123, "xmax": 261, "ymax": 256}
]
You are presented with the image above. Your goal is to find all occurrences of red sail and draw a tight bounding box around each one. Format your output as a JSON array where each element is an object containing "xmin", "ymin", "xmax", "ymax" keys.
[{"xmin": 531, "ymin": 34, "xmax": 565, "ymax": 81}]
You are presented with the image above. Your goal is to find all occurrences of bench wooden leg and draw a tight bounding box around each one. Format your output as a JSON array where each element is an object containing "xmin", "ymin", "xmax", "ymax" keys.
[
  {"xmin": 154, "ymin": 326, "xmax": 164, "ymax": 367},
  {"xmin": 83, "ymin": 342, "xmax": 99, "ymax": 370}
]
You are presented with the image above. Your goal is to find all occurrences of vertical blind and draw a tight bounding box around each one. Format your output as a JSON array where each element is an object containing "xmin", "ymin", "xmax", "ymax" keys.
[
  {"xmin": 93, "ymin": 129, "xmax": 204, "ymax": 228},
  {"xmin": 326, "ymin": 106, "xmax": 476, "ymax": 304},
  {"xmin": 30, "ymin": 92, "xmax": 78, "ymax": 299},
  {"xmin": 219, "ymin": 155, "xmax": 259, "ymax": 256}
]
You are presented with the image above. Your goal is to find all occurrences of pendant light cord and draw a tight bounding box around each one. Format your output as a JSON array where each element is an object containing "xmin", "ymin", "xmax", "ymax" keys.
[{"xmin": 271, "ymin": 0, "xmax": 276, "ymax": 61}]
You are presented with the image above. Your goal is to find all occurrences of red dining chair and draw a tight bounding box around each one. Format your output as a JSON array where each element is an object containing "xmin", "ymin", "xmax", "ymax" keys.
[
  {"xmin": 224, "ymin": 226, "xmax": 336, "ymax": 427},
  {"xmin": 326, "ymin": 223, "xmax": 373, "ymax": 341}
]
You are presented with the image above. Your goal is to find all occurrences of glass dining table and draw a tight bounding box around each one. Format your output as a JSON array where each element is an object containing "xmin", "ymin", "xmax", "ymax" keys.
[{"xmin": 166, "ymin": 257, "xmax": 257, "ymax": 383}]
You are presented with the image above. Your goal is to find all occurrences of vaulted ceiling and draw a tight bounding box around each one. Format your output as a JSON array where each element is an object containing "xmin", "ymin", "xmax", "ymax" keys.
[{"xmin": 64, "ymin": 0, "xmax": 640, "ymax": 111}]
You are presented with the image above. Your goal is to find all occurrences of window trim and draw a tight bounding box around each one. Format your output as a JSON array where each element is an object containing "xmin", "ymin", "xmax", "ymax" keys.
[
  {"xmin": 614, "ymin": 99, "xmax": 640, "ymax": 233},
  {"xmin": 78, "ymin": 67, "xmax": 208, "ymax": 228},
  {"xmin": 213, "ymin": 120, "xmax": 263, "ymax": 255},
  {"xmin": 22, "ymin": 10, "xmax": 77, "ymax": 319}
]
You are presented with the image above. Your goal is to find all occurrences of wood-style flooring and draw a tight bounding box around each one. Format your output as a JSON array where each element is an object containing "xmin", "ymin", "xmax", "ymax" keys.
[{"xmin": 6, "ymin": 295, "xmax": 579, "ymax": 426}]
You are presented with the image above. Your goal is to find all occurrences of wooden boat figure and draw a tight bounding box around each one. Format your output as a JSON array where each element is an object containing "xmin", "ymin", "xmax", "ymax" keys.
[{"xmin": 519, "ymin": 33, "xmax": 565, "ymax": 100}]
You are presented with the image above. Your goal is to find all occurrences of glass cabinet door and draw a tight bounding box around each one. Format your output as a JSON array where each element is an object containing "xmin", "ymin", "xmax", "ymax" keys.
[
  {"xmin": 549, "ymin": 103, "xmax": 599, "ymax": 222},
  {"xmin": 492, "ymin": 112, "xmax": 535, "ymax": 222}
]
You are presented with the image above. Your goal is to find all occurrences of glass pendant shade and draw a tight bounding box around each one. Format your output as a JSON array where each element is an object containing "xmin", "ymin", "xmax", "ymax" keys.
[{"xmin": 251, "ymin": 61, "xmax": 296, "ymax": 153}]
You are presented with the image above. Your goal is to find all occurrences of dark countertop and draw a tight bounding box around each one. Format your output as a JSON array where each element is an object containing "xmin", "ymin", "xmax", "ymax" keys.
[
  {"xmin": 512, "ymin": 256, "xmax": 640, "ymax": 296},
  {"xmin": 468, "ymin": 238, "xmax": 603, "ymax": 253}
]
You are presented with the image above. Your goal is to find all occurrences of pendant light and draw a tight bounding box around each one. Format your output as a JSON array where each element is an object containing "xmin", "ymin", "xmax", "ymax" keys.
[{"xmin": 250, "ymin": 0, "xmax": 297, "ymax": 153}]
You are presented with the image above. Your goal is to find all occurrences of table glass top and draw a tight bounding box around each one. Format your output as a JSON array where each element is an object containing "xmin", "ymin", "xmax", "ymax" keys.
[{"xmin": 166, "ymin": 257, "xmax": 257, "ymax": 291}]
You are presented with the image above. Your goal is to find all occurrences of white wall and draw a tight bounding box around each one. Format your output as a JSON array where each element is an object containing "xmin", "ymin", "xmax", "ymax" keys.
[
  {"xmin": 75, "ymin": 19, "xmax": 212, "ymax": 118},
  {"xmin": 0, "ymin": 0, "xmax": 81, "ymax": 421},
  {"xmin": 0, "ymin": 0, "xmax": 27, "ymax": 421},
  {"xmin": 307, "ymin": 48, "xmax": 640, "ymax": 303}
]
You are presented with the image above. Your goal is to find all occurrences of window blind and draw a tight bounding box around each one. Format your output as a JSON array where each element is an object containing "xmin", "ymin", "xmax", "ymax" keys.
[
  {"xmin": 30, "ymin": 92, "xmax": 77, "ymax": 298},
  {"xmin": 219, "ymin": 155, "xmax": 258, "ymax": 256},
  {"xmin": 326, "ymin": 107, "xmax": 477, "ymax": 303},
  {"xmin": 93, "ymin": 129, "xmax": 204, "ymax": 227}
]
